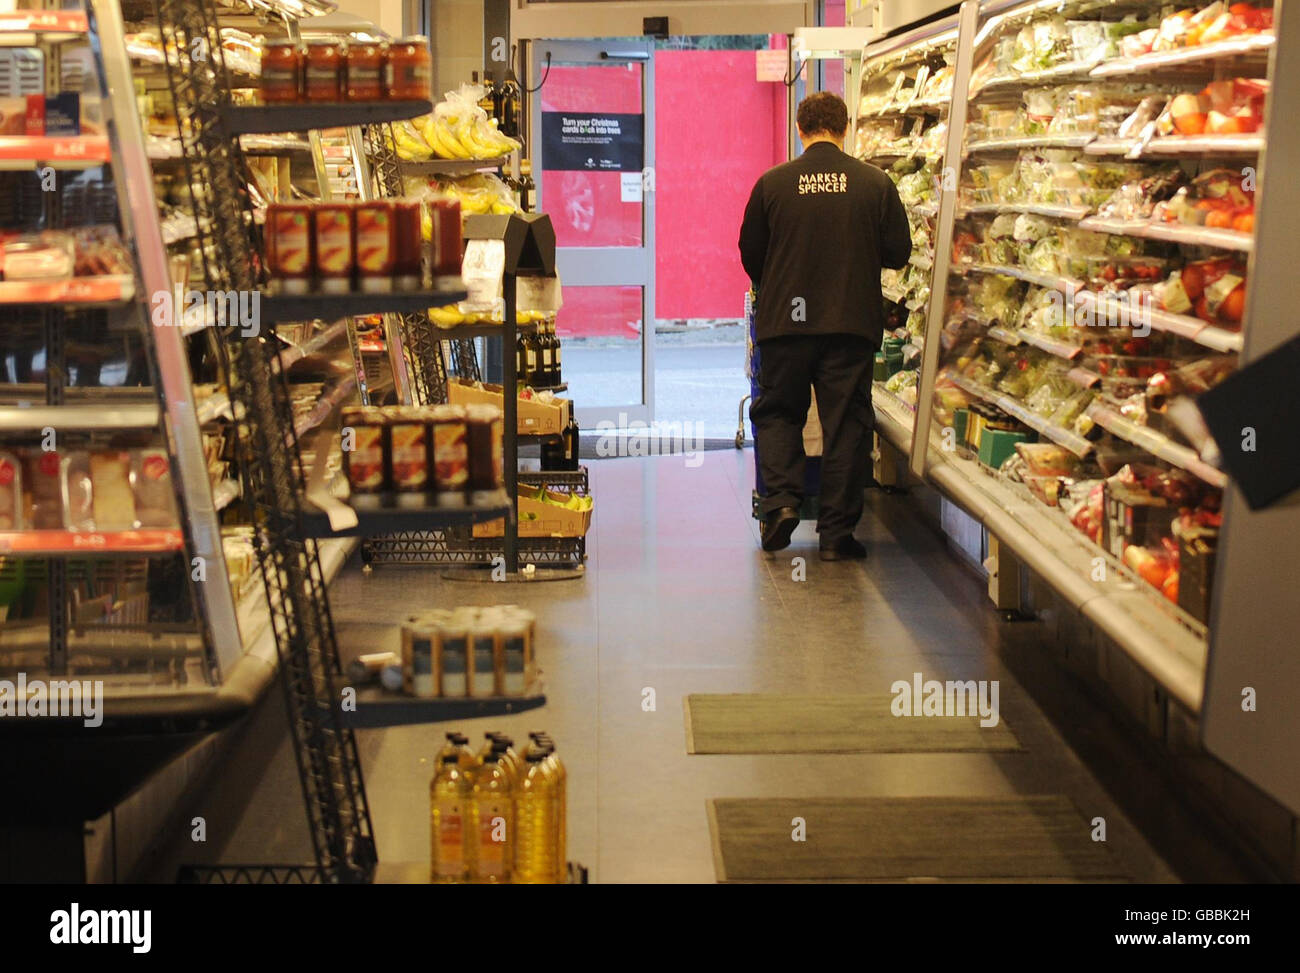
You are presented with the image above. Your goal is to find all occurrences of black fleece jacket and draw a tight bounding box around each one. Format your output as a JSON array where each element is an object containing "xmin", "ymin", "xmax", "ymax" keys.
[{"xmin": 739, "ymin": 141, "xmax": 912, "ymax": 346}]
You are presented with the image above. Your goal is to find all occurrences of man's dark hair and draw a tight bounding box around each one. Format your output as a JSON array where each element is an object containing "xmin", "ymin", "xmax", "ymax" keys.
[{"xmin": 796, "ymin": 91, "xmax": 849, "ymax": 138}]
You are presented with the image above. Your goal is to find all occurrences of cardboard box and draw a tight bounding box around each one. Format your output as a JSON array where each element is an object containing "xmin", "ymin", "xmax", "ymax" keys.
[
  {"xmin": 1102, "ymin": 482, "xmax": 1174, "ymax": 559},
  {"xmin": 1176, "ymin": 527, "xmax": 1217, "ymax": 624},
  {"xmin": 448, "ymin": 380, "xmax": 568, "ymax": 436},
  {"xmin": 0, "ymin": 95, "xmax": 44, "ymax": 136},
  {"xmin": 472, "ymin": 488, "xmax": 592, "ymax": 538},
  {"xmin": 977, "ymin": 428, "xmax": 1028, "ymax": 471}
]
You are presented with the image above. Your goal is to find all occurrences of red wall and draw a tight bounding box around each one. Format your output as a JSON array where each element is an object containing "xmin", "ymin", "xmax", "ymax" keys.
[
  {"xmin": 541, "ymin": 44, "xmax": 788, "ymax": 338},
  {"xmin": 653, "ymin": 47, "xmax": 787, "ymax": 321}
]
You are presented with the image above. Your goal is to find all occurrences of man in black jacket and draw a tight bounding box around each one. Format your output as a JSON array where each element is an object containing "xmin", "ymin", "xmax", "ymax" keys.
[{"xmin": 739, "ymin": 91, "xmax": 912, "ymax": 560}]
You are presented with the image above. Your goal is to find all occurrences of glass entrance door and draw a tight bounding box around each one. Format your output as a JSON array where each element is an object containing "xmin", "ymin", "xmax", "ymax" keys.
[{"xmin": 531, "ymin": 39, "xmax": 655, "ymax": 425}]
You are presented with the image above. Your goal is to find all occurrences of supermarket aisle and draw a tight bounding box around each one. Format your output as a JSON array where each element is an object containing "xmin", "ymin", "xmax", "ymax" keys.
[{"xmin": 146, "ymin": 450, "xmax": 1260, "ymax": 882}]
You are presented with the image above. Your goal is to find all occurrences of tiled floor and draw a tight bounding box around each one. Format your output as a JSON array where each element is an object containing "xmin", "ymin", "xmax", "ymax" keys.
[{"xmin": 147, "ymin": 449, "xmax": 1261, "ymax": 882}]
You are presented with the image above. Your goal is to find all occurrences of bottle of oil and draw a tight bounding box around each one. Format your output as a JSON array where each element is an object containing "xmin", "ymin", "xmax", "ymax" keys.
[
  {"xmin": 538, "ymin": 739, "xmax": 567, "ymax": 876},
  {"xmin": 491, "ymin": 734, "xmax": 523, "ymax": 784},
  {"xmin": 438, "ymin": 731, "xmax": 475, "ymax": 769},
  {"xmin": 469, "ymin": 749, "xmax": 514, "ymax": 883},
  {"xmin": 430, "ymin": 753, "xmax": 472, "ymax": 882},
  {"xmin": 513, "ymin": 749, "xmax": 559, "ymax": 883}
]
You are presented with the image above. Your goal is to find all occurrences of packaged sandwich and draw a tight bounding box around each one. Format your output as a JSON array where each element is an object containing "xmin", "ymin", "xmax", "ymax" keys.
[
  {"xmin": 90, "ymin": 451, "xmax": 136, "ymax": 529},
  {"xmin": 22, "ymin": 449, "xmax": 63, "ymax": 529},
  {"xmin": 132, "ymin": 449, "xmax": 178, "ymax": 528}
]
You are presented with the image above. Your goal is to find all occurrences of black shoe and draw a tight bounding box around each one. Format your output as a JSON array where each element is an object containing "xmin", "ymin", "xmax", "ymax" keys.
[
  {"xmin": 819, "ymin": 536, "xmax": 867, "ymax": 561},
  {"xmin": 760, "ymin": 506, "xmax": 800, "ymax": 552}
]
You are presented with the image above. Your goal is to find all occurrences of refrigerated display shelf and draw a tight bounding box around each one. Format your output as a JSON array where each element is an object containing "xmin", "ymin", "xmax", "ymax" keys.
[
  {"xmin": 0, "ymin": 528, "xmax": 185, "ymax": 555},
  {"xmin": 965, "ymin": 133, "xmax": 1093, "ymax": 154},
  {"xmin": 1016, "ymin": 330, "xmax": 1083, "ymax": 361},
  {"xmin": 872, "ymin": 386, "xmax": 916, "ymax": 454},
  {"xmin": 1074, "ymin": 292, "xmax": 1244, "ymax": 353},
  {"xmin": 1089, "ymin": 33, "xmax": 1275, "ymax": 78},
  {"xmin": 0, "ymin": 275, "xmax": 134, "ymax": 305},
  {"xmin": 925, "ymin": 446, "xmax": 1206, "ymax": 711},
  {"xmin": 948, "ymin": 372, "xmax": 1094, "ymax": 458},
  {"xmin": 0, "ymin": 402, "xmax": 159, "ymax": 432},
  {"xmin": 962, "ymin": 262, "xmax": 1079, "ymax": 291},
  {"xmin": 1085, "ymin": 134, "xmax": 1264, "ymax": 157},
  {"xmin": 221, "ymin": 100, "xmax": 433, "ymax": 135},
  {"xmin": 961, "ymin": 201, "xmax": 1092, "ymax": 220},
  {"xmin": 962, "ymin": 267, "xmax": 1244, "ymax": 353},
  {"xmin": 972, "ymin": 59, "xmax": 1103, "ymax": 96},
  {"xmin": 0, "ymin": 135, "xmax": 111, "ymax": 168},
  {"xmin": 1076, "ymin": 216, "xmax": 1253, "ymax": 253},
  {"xmin": 0, "ymin": 9, "xmax": 88, "ymax": 44},
  {"xmin": 1085, "ymin": 401, "xmax": 1227, "ymax": 488}
]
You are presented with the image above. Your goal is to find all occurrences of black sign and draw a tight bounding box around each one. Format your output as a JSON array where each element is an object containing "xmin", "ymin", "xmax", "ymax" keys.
[{"xmin": 541, "ymin": 111, "xmax": 643, "ymax": 172}]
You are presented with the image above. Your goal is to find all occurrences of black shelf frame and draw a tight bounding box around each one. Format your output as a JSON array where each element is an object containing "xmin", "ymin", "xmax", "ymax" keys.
[
  {"xmin": 222, "ymin": 100, "xmax": 432, "ymax": 135},
  {"xmin": 333, "ymin": 689, "xmax": 547, "ymax": 729},
  {"xmin": 397, "ymin": 156, "xmax": 509, "ymax": 176},
  {"xmin": 259, "ymin": 288, "xmax": 469, "ymax": 324},
  {"xmin": 299, "ymin": 498, "xmax": 511, "ymax": 538}
]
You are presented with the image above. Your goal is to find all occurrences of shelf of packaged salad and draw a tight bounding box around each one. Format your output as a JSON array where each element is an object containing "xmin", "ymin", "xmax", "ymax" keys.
[
  {"xmin": 1076, "ymin": 216, "xmax": 1253, "ymax": 252},
  {"xmin": 959, "ymin": 264, "xmax": 1244, "ymax": 353},
  {"xmin": 1089, "ymin": 31, "xmax": 1275, "ymax": 77}
]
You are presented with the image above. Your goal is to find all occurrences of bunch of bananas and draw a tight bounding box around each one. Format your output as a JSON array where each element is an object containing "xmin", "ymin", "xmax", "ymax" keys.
[
  {"xmin": 427, "ymin": 303, "xmax": 554, "ymax": 330},
  {"xmin": 391, "ymin": 120, "xmax": 433, "ymax": 161},
  {"xmin": 431, "ymin": 175, "xmax": 520, "ymax": 217},
  {"xmin": 417, "ymin": 110, "xmax": 521, "ymax": 162},
  {"xmin": 526, "ymin": 486, "xmax": 593, "ymax": 512}
]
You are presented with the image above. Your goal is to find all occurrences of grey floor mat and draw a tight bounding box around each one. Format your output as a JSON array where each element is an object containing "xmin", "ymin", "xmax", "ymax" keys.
[
  {"xmin": 684, "ymin": 693, "xmax": 1020, "ymax": 753},
  {"xmin": 708, "ymin": 796, "xmax": 1125, "ymax": 882}
]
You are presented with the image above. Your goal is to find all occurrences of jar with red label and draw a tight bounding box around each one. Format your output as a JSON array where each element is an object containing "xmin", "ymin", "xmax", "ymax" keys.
[
  {"xmin": 313, "ymin": 203, "xmax": 354, "ymax": 293},
  {"xmin": 428, "ymin": 197, "xmax": 462, "ymax": 278},
  {"xmin": 260, "ymin": 40, "xmax": 303, "ymax": 103},
  {"xmin": 392, "ymin": 200, "xmax": 424, "ymax": 290},
  {"xmin": 304, "ymin": 39, "xmax": 344, "ymax": 102},
  {"xmin": 266, "ymin": 203, "xmax": 314, "ymax": 295},
  {"xmin": 341, "ymin": 406, "xmax": 388, "ymax": 494},
  {"xmin": 345, "ymin": 41, "xmax": 384, "ymax": 101},
  {"xmin": 386, "ymin": 36, "xmax": 431, "ymax": 101},
  {"xmin": 355, "ymin": 201, "xmax": 396, "ymax": 293}
]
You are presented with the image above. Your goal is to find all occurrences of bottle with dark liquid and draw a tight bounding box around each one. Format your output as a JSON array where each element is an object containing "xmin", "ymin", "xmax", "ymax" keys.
[
  {"xmin": 516, "ymin": 332, "xmax": 530, "ymax": 388},
  {"xmin": 523, "ymin": 331, "xmax": 540, "ymax": 389},
  {"xmin": 562, "ymin": 415, "xmax": 580, "ymax": 471},
  {"xmin": 538, "ymin": 325, "xmax": 555, "ymax": 388},
  {"xmin": 551, "ymin": 322, "xmax": 562, "ymax": 386}
]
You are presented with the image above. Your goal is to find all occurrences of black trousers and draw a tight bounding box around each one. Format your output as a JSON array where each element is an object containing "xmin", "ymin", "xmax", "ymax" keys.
[{"xmin": 751, "ymin": 333, "xmax": 876, "ymax": 541}]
